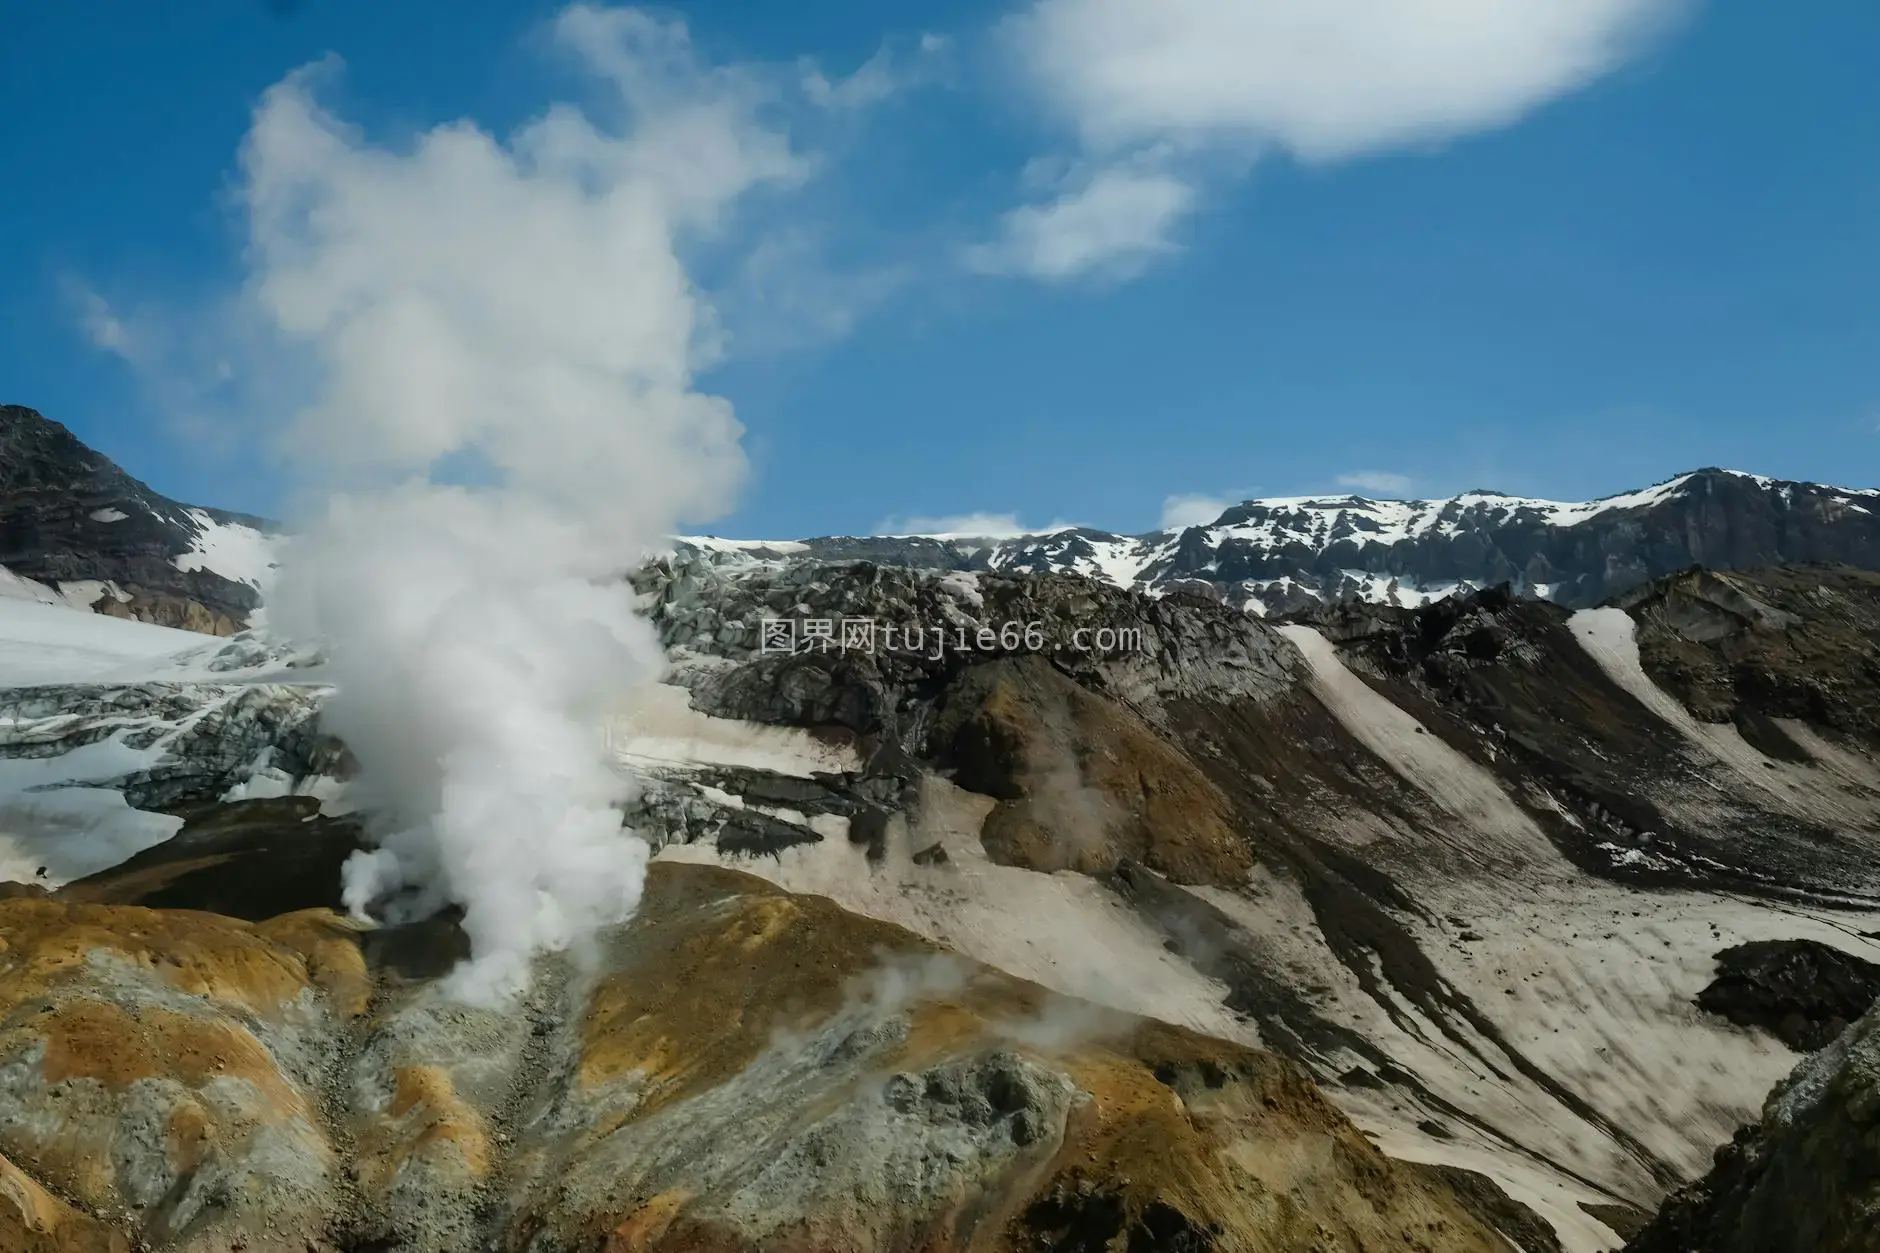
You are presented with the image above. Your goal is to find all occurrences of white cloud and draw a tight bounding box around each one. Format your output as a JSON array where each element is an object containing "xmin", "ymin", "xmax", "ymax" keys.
[
  {"xmin": 874, "ymin": 511, "xmax": 1079, "ymax": 538},
  {"xmin": 1011, "ymin": 0, "xmax": 1686, "ymax": 161},
  {"xmin": 985, "ymin": 0, "xmax": 1688, "ymax": 279},
  {"xmin": 1335, "ymin": 470, "xmax": 1416, "ymax": 496},
  {"xmin": 801, "ymin": 34, "xmax": 949, "ymax": 110},
  {"xmin": 1158, "ymin": 492, "xmax": 1231, "ymax": 529},
  {"xmin": 62, "ymin": 279, "xmax": 140, "ymax": 362},
  {"xmin": 720, "ymin": 230, "xmax": 910, "ymax": 354},
  {"xmin": 967, "ymin": 164, "xmax": 1193, "ymax": 280},
  {"xmin": 803, "ymin": 50, "xmax": 898, "ymax": 111},
  {"xmin": 90, "ymin": 11, "xmax": 924, "ymax": 421}
]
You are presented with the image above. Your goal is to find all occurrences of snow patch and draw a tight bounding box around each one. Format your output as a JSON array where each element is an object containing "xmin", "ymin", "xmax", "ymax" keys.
[
  {"xmin": 676, "ymin": 535, "xmax": 811, "ymax": 557},
  {"xmin": 0, "ymin": 603, "xmax": 336, "ymax": 887},
  {"xmin": 0, "ymin": 596, "xmax": 217, "ymax": 686},
  {"xmin": 0, "ymin": 790, "xmax": 183, "ymax": 887},
  {"xmin": 936, "ymin": 570, "xmax": 984, "ymax": 608},
  {"xmin": 0, "ymin": 566, "xmax": 67, "ymax": 607},
  {"xmin": 1277, "ymin": 623, "xmax": 1558, "ymax": 869},
  {"xmin": 0, "ymin": 733, "xmax": 186, "ymax": 885},
  {"xmin": 174, "ymin": 508, "xmax": 278, "ymax": 590},
  {"xmin": 1082, "ymin": 537, "xmax": 1154, "ymax": 587}
]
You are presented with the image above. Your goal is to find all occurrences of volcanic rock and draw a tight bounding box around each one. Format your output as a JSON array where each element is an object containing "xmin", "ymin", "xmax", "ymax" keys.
[{"xmin": 1696, "ymin": 939, "xmax": 1880, "ymax": 1052}]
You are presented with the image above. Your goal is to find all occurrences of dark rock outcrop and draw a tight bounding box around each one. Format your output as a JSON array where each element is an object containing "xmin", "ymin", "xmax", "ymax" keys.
[
  {"xmin": 58, "ymin": 795, "xmax": 366, "ymax": 919},
  {"xmin": 1621, "ymin": 564, "xmax": 1880, "ymax": 746},
  {"xmin": 641, "ymin": 547, "xmax": 1300, "ymax": 744},
  {"xmin": 1697, "ymin": 939, "xmax": 1880, "ymax": 1052},
  {"xmin": 1407, "ymin": 1162, "xmax": 1569, "ymax": 1253},
  {"xmin": 1286, "ymin": 577, "xmax": 1880, "ymax": 903}
]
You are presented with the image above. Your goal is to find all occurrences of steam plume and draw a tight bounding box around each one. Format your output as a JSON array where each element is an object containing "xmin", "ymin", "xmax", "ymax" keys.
[{"xmin": 248, "ymin": 8, "xmax": 796, "ymax": 1003}]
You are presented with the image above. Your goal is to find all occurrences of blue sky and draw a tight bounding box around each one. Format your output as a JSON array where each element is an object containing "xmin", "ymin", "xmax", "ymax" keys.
[{"xmin": 2, "ymin": 0, "xmax": 1875, "ymax": 538}]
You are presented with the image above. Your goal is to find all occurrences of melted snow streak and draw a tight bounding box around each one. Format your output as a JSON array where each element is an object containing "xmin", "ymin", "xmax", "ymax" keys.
[{"xmin": 1569, "ymin": 608, "xmax": 1880, "ymax": 839}]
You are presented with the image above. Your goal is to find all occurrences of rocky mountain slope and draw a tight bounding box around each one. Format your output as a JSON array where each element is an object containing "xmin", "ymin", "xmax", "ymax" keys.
[
  {"xmin": 617, "ymin": 551, "xmax": 1880, "ymax": 1244},
  {"xmin": 5, "ymin": 415, "xmax": 1880, "ymax": 1250},
  {"xmin": 0, "ymin": 406, "xmax": 275, "ymax": 634},
  {"xmin": 688, "ymin": 467, "xmax": 1880, "ymax": 615}
]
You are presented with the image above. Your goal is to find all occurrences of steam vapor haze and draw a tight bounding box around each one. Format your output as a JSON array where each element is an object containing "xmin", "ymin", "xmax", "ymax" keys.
[{"xmin": 249, "ymin": 7, "xmax": 793, "ymax": 1003}]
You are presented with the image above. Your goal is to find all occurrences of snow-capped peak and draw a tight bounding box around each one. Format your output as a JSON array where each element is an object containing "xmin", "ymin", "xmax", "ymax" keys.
[{"xmin": 670, "ymin": 468, "xmax": 1880, "ymax": 617}]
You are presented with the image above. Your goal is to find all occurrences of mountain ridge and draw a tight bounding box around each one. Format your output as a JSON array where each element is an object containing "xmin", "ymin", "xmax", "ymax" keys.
[
  {"xmin": 683, "ymin": 466, "xmax": 1880, "ymax": 616},
  {"xmin": 10, "ymin": 401, "xmax": 1880, "ymax": 633}
]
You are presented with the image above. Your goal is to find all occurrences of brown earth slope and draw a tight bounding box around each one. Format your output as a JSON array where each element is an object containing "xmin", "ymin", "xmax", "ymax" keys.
[
  {"xmin": 927, "ymin": 655, "xmax": 1251, "ymax": 885},
  {"xmin": 0, "ymin": 854, "xmax": 1522, "ymax": 1253}
]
